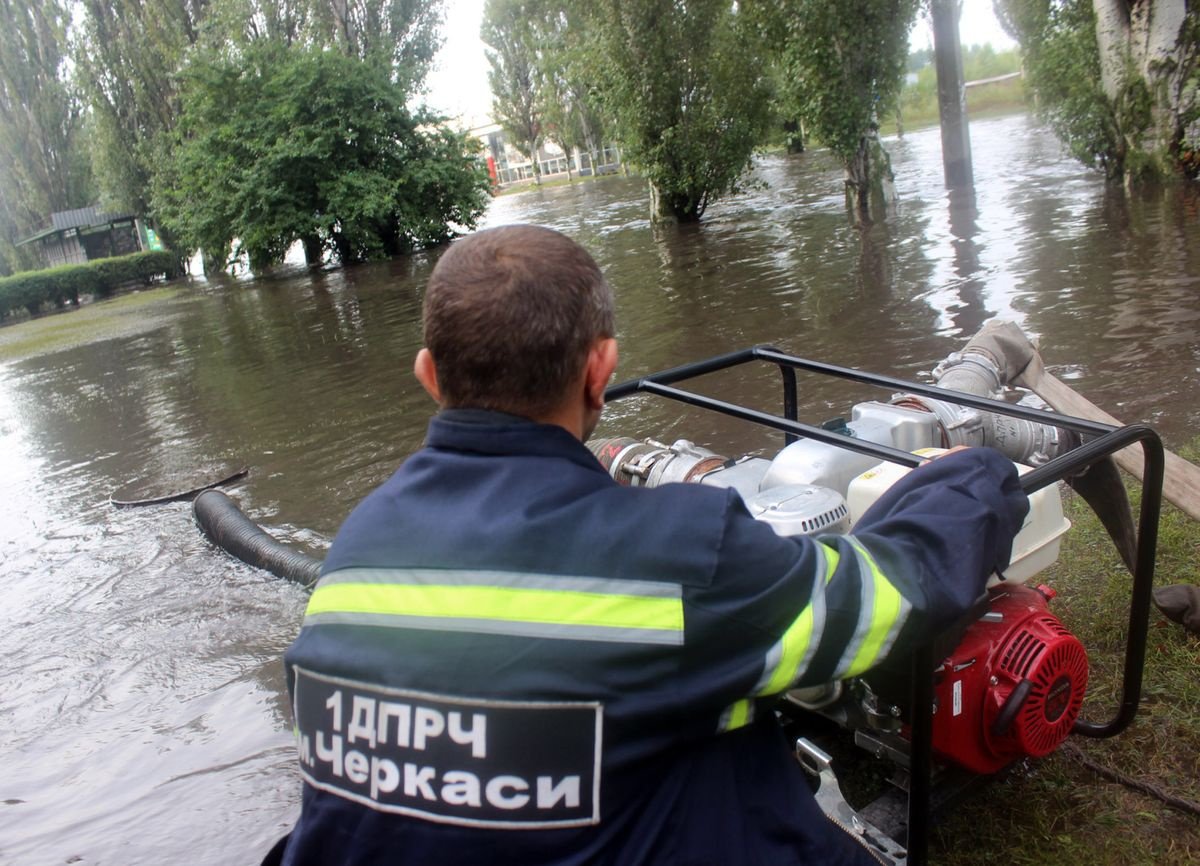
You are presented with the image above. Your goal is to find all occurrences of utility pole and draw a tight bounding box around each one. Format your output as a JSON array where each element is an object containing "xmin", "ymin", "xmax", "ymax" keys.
[{"xmin": 931, "ymin": 0, "xmax": 974, "ymax": 189}]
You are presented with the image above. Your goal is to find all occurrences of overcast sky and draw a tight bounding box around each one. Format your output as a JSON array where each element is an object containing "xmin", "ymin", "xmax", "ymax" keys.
[{"xmin": 424, "ymin": 0, "xmax": 1018, "ymax": 128}]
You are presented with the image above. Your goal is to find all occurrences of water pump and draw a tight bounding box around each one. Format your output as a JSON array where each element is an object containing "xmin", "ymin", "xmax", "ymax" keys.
[
  {"xmin": 589, "ymin": 387, "xmax": 1085, "ymax": 778},
  {"xmin": 598, "ymin": 339, "xmax": 1163, "ymax": 866}
]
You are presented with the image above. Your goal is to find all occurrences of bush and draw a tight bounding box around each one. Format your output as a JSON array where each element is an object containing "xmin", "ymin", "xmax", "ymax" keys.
[{"xmin": 0, "ymin": 250, "xmax": 180, "ymax": 321}]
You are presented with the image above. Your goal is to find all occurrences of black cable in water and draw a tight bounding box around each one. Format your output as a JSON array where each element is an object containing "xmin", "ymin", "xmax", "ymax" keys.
[{"xmin": 109, "ymin": 467, "xmax": 249, "ymax": 507}]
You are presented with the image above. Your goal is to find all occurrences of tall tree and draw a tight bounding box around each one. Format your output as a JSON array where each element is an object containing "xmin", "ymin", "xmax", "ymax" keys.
[
  {"xmin": 589, "ymin": 0, "xmax": 772, "ymax": 221},
  {"xmin": 307, "ymin": 0, "xmax": 443, "ymax": 88},
  {"xmin": 0, "ymin": 0, "xmax": 93, "ymax": 274},
  {"xmin": 996, "ymin": 0, "xmax": 1199, "ymax": 181},
  {"xmin": 74, "ymin": 0, "xmax": 448, "ymax": 268},
  {"xmin": 206, "ymin": 0, "xmax": 443, "ymax": 65},
  {"xmin": 762, "ymin": 0, "xmax": 922, "ymax": 224},
  {"xmin": 73, "ymin": 0, "xmax": 210, "ymax": 232},
  {"xmin": 483, "ymin": 0, "xmax": 546, "ymax": 185},
  {"xmin": 204, "ymin": 0, "xmax": 313, "ymax": 47},
  {"xmin": 154, "ymin": 43, "xmax": 490, "ymax": 269},
  {"xmin": 534, "ymin": 3, "xmax": 607, "ymax": 179}
]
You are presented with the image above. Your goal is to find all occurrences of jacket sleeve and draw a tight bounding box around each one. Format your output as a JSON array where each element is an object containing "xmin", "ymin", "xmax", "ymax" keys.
[
  {"xmin": 851, "ymin": 447, "xmax": 1030, "ymax": 636},
  {"xmin": 685, "ymin": 448, "xmax": 1029, "ymax": 704}
]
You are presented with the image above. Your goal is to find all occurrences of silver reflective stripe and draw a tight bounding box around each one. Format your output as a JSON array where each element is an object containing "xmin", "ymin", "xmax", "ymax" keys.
[
  {"xmin": 303, "ymin": 610, "xmax": 685, "ymax": 646},
  {"xmin": 868, "ymin": 592, "xmax": 912, "ymax": 669},
  {"xmin": 751, "ymin": 545, "xmax": 830, "ymax": 695},
  {"xmin": 756, "ymin": 635, "xmax": 786, "ymax": 694},
  {"xmin": 316, "ymin": 566, "xmax": 681, "ymax": 599},
  {"xmin": 830, "ymin": 540, "xmax": 877, "ymax": 680},
  {"xmin": 831, "ymin": 538, "xmax": 914, "ymax": 679}
]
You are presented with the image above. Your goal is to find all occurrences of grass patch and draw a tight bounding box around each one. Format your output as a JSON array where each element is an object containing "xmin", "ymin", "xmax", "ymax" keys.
[
  {"xmin": 0, "ymin": 283, "xmax": 192, "ymax": 363},
  {"xmin": 496, "ymin": 170, "xmax": 630, "ymax": 197},
  {"xmin": 884, "ymin": 82, "xmax": 1030, "ymax": 136},
  {"xmin": 932, "ymin": 464, "xmax": 1200, "ymax": 864}
]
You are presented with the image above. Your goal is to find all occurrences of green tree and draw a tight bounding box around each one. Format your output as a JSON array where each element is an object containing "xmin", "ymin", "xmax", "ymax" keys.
[
  {"xmin": 532, "ymin": 3, "xmax": 608, "ymax": 180},
  {"xmin": 589, "ymin": 0, "xmax": 771, "ymax": 222},
  {"xmin": 483, "ymin": 0, "xmax": 547, "ymax": 184},
  {"xmin": 73, "ymin": 0, "xmax": 209, "ymax": 223},
  {"xmin": 154, "ymin": 43, "xmax": 490, "ymax": 270},
  {"xmin": 201, "ymin": 0, "xmax": 443, "ymax": 69},
  {"xmin": 203, "ymin": 0, "xmax": 313, "ymax": 48},
  {"xmin": 74, "ymin": 0, "xmax": 446, "ymax": 268},
  {"xmin": 483, "ymin": 0, "xmax": 612, "ymax": 183},
  {"xmin": 764, "ymin": 0, "xmax": 922, "ymax": 224},
  {"xmin": 761, "ymin": 56, "xmax": 808, "ymax": 154},
  {"xmin": 996, "ymin": 0, "xmax": 1199, "ymax": 181},
  {"xmin": 0, "ymin": 0, "xmax": 94, "ymax": 274}
]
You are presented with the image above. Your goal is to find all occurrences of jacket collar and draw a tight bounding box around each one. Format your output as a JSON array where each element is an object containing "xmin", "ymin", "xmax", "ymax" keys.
[{"xmin": 426, "ymin": 409, "xmax": 610, "ymax": 475}]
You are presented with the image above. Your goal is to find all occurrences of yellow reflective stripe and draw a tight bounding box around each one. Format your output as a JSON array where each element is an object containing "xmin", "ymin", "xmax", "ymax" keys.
[
  {"xmin": 756, "ymin": 544, "xmax": 841, "ymax": 696},
  {"xmin": 841, "ymin": 539, "xmax": 904, "ymax": 678},
  {"xmin": 305, "ymin": 582, "xmax": 684, "ymax": 634},
  {"xmin": 758, "ymin": 608, "xmax": 814, "ymax": 695},
  {"xmin": 720, "ymin": 698, "xmax": 753, "ymax": 732},
  {"xmin": 824, "ymin": 545, "xmax": 840, "ymax": 583}
]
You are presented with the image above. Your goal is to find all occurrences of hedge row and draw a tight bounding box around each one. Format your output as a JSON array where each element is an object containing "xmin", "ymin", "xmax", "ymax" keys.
[{"xmin": 0, "ymin": 251, "xmax": 181, "ymax": 321}]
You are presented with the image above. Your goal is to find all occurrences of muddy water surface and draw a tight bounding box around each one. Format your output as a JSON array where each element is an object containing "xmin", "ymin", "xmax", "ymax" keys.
[{"xmin": 1, "ymin": 113, "xmax": 1198, "ymax": 863}]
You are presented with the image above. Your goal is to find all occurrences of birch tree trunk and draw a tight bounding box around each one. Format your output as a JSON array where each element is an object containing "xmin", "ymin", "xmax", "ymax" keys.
[
  {"xmin": 1093, "ymin": 0, "xmax": 1130, "ymax": 102},
  {"xmin": 1093, "ymin": 0, "xmax": 1196, "ymax": 180},
  {"xmin": 529, "ymin": 137, "xmax": 542, "ymax": 185},
  {"xmin": 577, "ymin": 109, "xmax": 600, "ymax": 178}
]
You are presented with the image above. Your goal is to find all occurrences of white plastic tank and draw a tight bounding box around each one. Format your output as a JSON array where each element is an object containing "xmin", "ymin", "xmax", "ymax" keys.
[{"xmin": 845, "ymin": 449, "xmax": 1071, "ymax": 587}]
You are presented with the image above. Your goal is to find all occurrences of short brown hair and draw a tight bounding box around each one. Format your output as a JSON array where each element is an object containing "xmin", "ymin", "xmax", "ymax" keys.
[{"xmin": 421, "ymin": 225, "xmax": 615, "ymax": 418}]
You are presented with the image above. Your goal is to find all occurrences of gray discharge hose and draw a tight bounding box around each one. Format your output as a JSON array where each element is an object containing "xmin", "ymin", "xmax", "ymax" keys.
[{"xmin": 193, "ymin": 490, "xmax": 322, "ymax": 588}]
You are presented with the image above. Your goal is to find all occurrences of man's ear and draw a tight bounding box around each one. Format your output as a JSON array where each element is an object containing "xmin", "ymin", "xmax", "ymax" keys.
[
  {"xmin": 413, "ymin": 348, "xmax": 442, "ymax": 404},
  {"xmin": 584, "ymin": 338, "xmax": 619, "ymax": 411}
]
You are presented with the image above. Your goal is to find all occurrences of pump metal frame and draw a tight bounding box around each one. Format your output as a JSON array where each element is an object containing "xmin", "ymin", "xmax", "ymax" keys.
[{"xmin": 605, "ymin": 345, "xmax": 1164, "ymax": 866}]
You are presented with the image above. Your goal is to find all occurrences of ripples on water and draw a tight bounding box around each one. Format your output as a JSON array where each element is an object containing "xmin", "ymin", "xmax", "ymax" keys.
[{"xmin": 0, "ymin": 114, "xmax": 1197, "ymax": 862}]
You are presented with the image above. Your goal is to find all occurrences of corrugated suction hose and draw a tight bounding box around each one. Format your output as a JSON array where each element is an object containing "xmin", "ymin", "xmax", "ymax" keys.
[{"xmin": 193, "ymin": 490, "xmax": 322, "ymax": 588}]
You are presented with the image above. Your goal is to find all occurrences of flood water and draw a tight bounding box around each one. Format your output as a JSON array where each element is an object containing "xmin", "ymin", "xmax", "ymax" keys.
[{"xmin": 1, "ymin": 113, "xmax": 1198, "ymax": 864}]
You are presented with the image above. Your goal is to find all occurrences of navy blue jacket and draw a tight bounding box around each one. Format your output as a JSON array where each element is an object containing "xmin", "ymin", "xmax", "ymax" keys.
[{"xmin": 274, "ymin": 409, "xmax": 1027, "ymax": 865}]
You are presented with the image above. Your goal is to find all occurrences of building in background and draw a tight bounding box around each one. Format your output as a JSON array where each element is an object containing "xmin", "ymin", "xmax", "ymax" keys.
[
  {"xmin": 471, "ymin": 122, "xmax": 623, "ymax": 187},
  {"xmin": 16, "ymin": 207, "xmax": 161, "ymax": 269}
]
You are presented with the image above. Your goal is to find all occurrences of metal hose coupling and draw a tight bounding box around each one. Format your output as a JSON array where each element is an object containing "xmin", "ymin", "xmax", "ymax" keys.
[
  {"xmin": 892, "ymin": 348, "xmax": 1078, "ymax": 466},
  {"xmin": 588, "ymin": 437, "xmax": 729, "ymax": 487}
]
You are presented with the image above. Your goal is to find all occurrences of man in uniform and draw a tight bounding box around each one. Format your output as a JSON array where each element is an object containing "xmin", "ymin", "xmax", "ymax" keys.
[{"xmin": 266, "ymin": 224, "xmax": 1028, "ymax": 865}]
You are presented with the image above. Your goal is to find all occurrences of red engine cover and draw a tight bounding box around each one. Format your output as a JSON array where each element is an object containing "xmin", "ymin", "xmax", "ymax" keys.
[{"xmin": 930, "ymin": 584, "xmax": 1088, "ymax": 774}]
